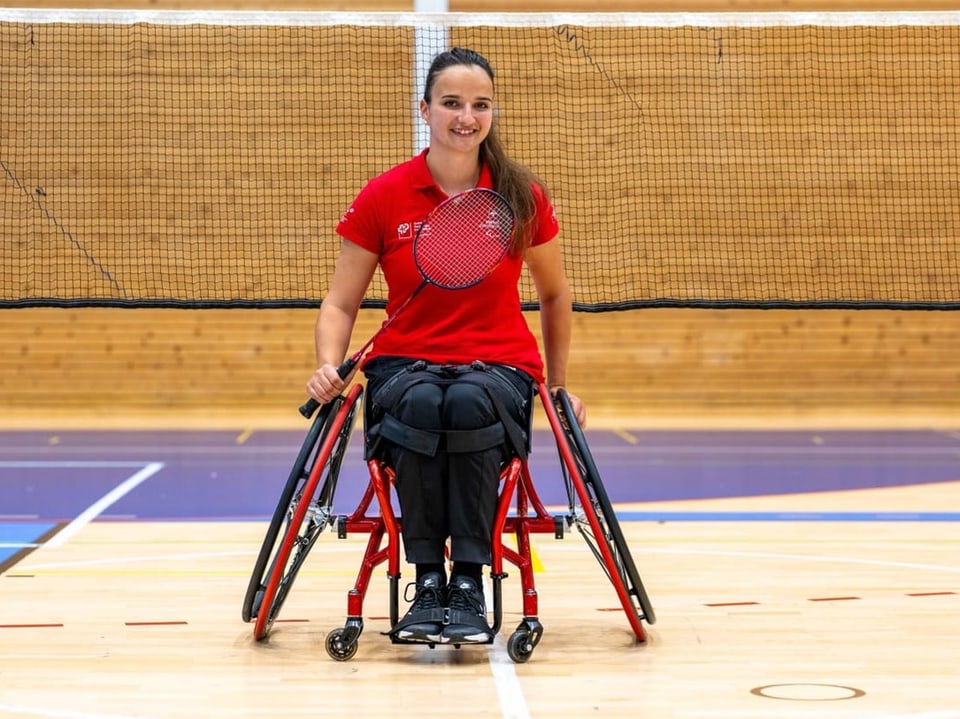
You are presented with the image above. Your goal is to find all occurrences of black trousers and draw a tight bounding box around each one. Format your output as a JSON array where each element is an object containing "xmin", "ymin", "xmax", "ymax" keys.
[{"xmin": 364, "ymin": 357, "xmax": 532, "ymax": 565}]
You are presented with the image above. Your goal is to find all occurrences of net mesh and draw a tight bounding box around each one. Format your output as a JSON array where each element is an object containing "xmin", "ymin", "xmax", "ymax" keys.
[{"xmin": 2, "ymin": 12, "xmax": 959, "ymax": 310}]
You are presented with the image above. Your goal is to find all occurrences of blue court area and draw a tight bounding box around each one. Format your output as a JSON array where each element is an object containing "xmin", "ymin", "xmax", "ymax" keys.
[{"xmin": 3, "ymin": 427, "xmax": 960, "ymax": 567}]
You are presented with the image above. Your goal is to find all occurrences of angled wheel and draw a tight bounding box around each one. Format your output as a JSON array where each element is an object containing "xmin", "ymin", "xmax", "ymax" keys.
[
  {"xmin": 242, "ymin": 384, "xmax": 363, "ymax": 640},
  {"xmin": 553, "ymin": 388, "xmax": 656, "ymax": 636},
  {"xmin": 242, "ymin": 398, "xmax": 334, "ymax": 624}
]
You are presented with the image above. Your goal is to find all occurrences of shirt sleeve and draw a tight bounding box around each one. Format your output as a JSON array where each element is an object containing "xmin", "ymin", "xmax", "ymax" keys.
[
  {"xmin": 531, "ymin": 182, "xmax": 560, "ymax": 247},
  {"xmin": 335, "ymin": 181, "xmax": 384, "ymax": 255}
]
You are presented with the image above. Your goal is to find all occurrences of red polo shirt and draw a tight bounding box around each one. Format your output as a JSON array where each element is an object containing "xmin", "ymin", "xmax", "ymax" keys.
[{"xmin": 336, "ymin": 149, "xmax": 559, "ymax": 381}]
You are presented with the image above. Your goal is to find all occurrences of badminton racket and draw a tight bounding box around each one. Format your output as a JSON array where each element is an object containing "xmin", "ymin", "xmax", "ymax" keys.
[{"xmin": 301, "ymin": 187, "xmax": 515, "ymax": 417}]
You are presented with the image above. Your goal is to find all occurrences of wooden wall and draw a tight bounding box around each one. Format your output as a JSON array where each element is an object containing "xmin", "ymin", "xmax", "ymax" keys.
[
  {"xmin": 3, "ymin": 307, "xmax": 958, "ymax": 428},
  {"xmin": 2, "ymin": 2, "xmax": 959, "ymax": 428}
]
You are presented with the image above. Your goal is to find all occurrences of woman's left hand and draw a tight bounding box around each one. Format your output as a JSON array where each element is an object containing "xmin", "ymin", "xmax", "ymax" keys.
[{"xmin": 551, "ymin": 387, "xmax": 587, "ymax": 428}]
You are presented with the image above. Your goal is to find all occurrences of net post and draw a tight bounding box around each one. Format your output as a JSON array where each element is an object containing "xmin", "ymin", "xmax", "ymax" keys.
[{"xmin": 412, "ymin": 9, "xmax": 448, "ymax": 154}]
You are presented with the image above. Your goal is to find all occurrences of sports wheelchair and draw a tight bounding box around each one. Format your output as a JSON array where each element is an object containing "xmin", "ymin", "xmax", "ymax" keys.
[{"xmin": 242, "ymin": 381, "xmax": 656, "ymax": 663}]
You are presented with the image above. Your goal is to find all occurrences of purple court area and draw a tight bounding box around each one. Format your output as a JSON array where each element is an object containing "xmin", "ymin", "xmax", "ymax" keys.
[{"xmin": 2, "ymin": 427, "xmax": 960, "ymax": 523}]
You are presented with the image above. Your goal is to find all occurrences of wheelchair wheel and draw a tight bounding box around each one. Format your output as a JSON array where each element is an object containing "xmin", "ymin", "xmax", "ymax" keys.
[
  {"xmin": 242, "ymin": 385, "xmax": 363, "ymax": 640},
  {"xmin": 554, "ymin": 389, "xmax": 657, "ymax": 632}
]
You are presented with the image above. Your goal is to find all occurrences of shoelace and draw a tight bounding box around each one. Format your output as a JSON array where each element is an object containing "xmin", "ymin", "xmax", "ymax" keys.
[
  {"xmin": 406, "ymin": 581, "xmax": 444, "ymax": 612},
  {"xmin": 447, "ymin": 582, "xmax": 484, "ymax": 615}
]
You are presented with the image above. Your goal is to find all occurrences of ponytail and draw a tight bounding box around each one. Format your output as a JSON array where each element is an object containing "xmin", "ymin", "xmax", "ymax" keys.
[{"xmin": 481, "ymin": 127, "xmax": 547, "ymax": 255}]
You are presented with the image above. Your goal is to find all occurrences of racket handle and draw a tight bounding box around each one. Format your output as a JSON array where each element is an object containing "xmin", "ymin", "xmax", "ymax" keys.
[
  {"xmin": 336, "ymin": 356, "xmax": 358, "ymax": 379},
  {"xmin": 299, "ymin": 357, "xmax": 359, "ymax": 418},
  {"xmin": 299, "ymin": 398, "xmax": 320, "ymax": 419}
]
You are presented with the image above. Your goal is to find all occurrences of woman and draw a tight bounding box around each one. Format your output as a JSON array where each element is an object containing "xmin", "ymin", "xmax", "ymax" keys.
[{"xmin": 306, "ymin": 47, "xmax": 585, "ymax": 645}]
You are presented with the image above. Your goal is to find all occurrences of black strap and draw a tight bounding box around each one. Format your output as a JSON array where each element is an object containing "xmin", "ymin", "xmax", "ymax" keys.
[
  {"xmin": 368, "ymin": 360, "xmax": 530, "ymax": 460},
  {"xmin": 379, "ymin": 413, "xmax": 440, "ymax": 456},
  {"xmin": 379, "ymin": 413, "xmax": 507, "ymax": 456},
  {"xmin": 482, "ymin": 385, "xmax": 528, "ymax": 460}
]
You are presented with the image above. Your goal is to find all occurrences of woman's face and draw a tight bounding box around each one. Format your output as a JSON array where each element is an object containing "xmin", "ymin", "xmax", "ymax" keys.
[{"xmin": 420, "ymin": 64, "xmax": 494, "ymax": 155}]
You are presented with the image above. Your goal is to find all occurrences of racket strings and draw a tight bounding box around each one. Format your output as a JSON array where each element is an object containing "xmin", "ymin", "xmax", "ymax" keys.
[{"xmin": 414, "ymin": 191, "xmax": 514, "ymax": 290}]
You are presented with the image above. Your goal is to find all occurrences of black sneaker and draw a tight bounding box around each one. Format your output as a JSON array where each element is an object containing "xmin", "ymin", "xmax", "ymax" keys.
[
  {"xmin": 441, "ymin": 575, "xmax": 493, "ymax": 644},
  {"xmin": 391, "ymin": 572, "xmax": 446, "ymax": 643}
]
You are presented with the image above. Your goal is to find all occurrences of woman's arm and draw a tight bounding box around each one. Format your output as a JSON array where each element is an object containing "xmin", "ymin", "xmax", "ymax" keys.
[
  {"xmin": 306, "ymin": 240, "xmax": 379, "ymax": 404},
  {"xmin": 524, "ymin": 236, "xmax": 586, "ymax": 425}
]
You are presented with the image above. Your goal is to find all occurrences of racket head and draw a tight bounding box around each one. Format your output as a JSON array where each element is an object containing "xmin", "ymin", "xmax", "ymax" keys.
[{"xmin": 413, "ymin": 188, "xmax": 515, "ymax": 290}]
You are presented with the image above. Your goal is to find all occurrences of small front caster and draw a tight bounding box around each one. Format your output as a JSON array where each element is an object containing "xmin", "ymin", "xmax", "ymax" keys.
[
  {"xmin": 325, "ymin": 620, "xmax": 362, "ymax": 661},
  {"xmin": 506, "ymin": 619, "xmax": 543, "ymax": 663}
]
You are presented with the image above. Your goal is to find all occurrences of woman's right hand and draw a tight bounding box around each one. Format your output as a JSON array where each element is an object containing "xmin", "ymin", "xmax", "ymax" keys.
[{"xmin": 306, "ymin": 363, "xmax": 348, "ymax": 405}]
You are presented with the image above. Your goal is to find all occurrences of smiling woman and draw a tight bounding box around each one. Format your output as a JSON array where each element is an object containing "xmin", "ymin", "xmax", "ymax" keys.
[{"xmin": 304, "ymin": 46, "xmax": 585, "ymax": 646}]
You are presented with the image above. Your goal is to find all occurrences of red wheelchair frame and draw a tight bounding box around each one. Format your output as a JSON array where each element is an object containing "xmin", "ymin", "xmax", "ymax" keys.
[{"xmin": 242, "ymin": 382, "xmax": 655, "ymax": 663}]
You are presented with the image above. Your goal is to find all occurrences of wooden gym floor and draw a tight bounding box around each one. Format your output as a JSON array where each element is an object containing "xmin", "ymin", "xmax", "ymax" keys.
[{"xmin": 1, "ymin": 425, "xmax": 958, "ymax": 718}]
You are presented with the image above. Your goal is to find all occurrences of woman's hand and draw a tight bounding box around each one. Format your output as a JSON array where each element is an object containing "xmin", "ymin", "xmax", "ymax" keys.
[
  {"xmin": 551, "ymin": 386, "xmax": 586, "ymax": 428},
  {"xmin": 306, "ymin": 363, "xmax": 348, "ymax": 406}
]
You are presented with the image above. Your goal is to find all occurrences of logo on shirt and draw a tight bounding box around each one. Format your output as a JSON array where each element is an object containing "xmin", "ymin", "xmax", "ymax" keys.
[{"xmin": 398, "ymin": 222, "xmax": 423, "ymax": 242}]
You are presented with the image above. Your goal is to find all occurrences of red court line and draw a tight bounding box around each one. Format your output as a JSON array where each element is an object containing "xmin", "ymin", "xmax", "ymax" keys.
[
  {"xmin": 1, "ymin": 623, "xmax": 64, "ymax": 628},
  {"xmin": 705, "ymin": 601, "xmax": 761, "ymax": 607},
  {"xmin": 906, "ymin": 591, "xmax": 956, "ymax": 596}
]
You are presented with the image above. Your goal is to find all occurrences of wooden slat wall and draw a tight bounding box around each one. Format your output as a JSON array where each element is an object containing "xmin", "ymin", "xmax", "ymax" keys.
[
  {"xmin": 2, "ymin": 1, "xmax": 958, "ymax": 427},
  {"xmin": 3, "ymin": 307, "xmax": 958, "ymax": 427}
]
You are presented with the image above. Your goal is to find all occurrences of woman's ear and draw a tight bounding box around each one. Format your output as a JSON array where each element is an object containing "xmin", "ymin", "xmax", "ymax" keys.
[{"xmin": 419, "ymin": 98, "xmax": 429, "ymax": 123}]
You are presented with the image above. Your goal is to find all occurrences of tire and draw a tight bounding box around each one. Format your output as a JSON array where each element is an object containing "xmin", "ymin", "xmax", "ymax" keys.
[
  {"xmin": 554, "ymin": 389, "xmax": 656, "ymax": 633},
  {"xmin": 242, "ymin": 385, "xmax": 363, "ymax": 640}
]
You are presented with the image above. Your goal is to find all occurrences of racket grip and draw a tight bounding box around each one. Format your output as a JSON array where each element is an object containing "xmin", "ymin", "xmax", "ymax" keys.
[
  {"xmin": 299, "ymin": 357, "xmax": 357, "ymax": 418},
  {"xmin": 299, "ymin": 398, "xmax": 320, "ymax": 419},
  {"xmin": 337, "ymin": 356, "xmax": 358, "ymax": 379}
]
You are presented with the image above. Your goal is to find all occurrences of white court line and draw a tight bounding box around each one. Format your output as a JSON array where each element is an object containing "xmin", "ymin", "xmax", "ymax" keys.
[
  {"xmin": 28, "ymin": 550, "xmax": 254, "ymax": 570},
  {"xmin": 0, "ymin": 706, "xmax": 143, "ymax": 719},
  {"xmin": 0, "ymin": 461, "xmax": 154, "ymax": 469},
  {"xmin": 638, "ymin": 547, "xmax": 960, "ymax": 574},
  {"xmin": 488, "ymin": 636, "xmax": 531, "ymax": 719},
  {"xmin": 483, "ymin": 581, "xmax": 531, "ymax": 719},
  {"xmin": 45, "ymin": 462, "xmax": 165, "ymax": 548},
  {"xmin": 23, "ymin": 542, "xmax": 960, "ymax": 576}
]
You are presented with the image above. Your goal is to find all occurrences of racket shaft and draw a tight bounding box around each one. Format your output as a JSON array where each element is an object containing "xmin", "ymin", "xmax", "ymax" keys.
[
  {"xmin": 298, "ymin": 189, "xmax": 512, "ymax": 420},
  {"xmin": 299, "ymin": 286, "xmax": 422, "ymax": 418}
]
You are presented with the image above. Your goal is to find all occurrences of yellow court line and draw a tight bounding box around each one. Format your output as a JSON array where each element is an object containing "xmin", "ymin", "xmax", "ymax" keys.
[
  {"xmin": 235, "ymin": 429, "xmax": 254, "ymax": 444},
  {"xmin": 530, "ymin": 544, "xmax": 544, "ymax": 573},
  {"xmin": 504, "ymin": 535, "xmax": 545, "ymax": 573},
  {"xmin": 612, "ymin": 428, "xmax": 637, "ymax": 445}
]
